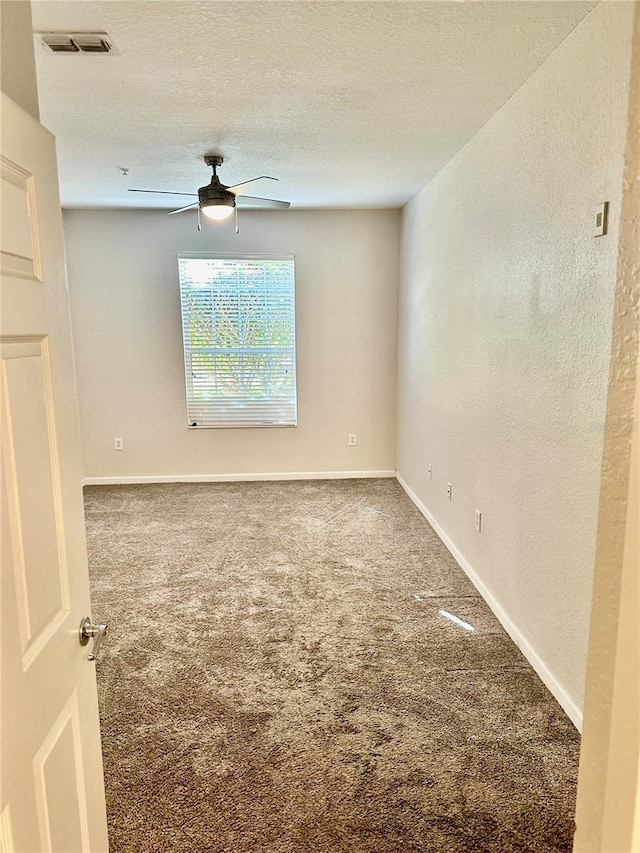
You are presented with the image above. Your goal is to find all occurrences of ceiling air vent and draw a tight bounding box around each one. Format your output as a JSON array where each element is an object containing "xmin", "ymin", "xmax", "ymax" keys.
[{"xmin": 39, "ymin": 33, "xmax": 116, "ymax": 55}]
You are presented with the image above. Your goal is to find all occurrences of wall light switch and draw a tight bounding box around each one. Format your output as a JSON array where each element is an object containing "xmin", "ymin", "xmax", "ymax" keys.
[
  {"xmin": 428, "ymin": 464, "xmax": 432, "ymax": 479},
  {"xmin": 593, "ymin": 202, "xmax": 609, "ymax": 237},
  {"xmin": 475, "ymin": 509, "xmax": 482, "ymax": 532},
  {"xmin": 447, "ymin": 483, "xmax": 452, "ymax": 501}
]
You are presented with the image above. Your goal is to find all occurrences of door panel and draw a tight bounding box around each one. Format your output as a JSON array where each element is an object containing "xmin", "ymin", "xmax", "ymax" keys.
[
  {"xmin": 0, "ymin": 155, "xmax": 43, "ymax": 282},
  {"xmin": 33, "ymin": 694, "xmax": 89, "ymax": 852},
  {"xmin": 2, "ymin": 338, "xmax": 69, "ymax": 663},
  {"xmin": 0, "ymin": 94, "xmax": 109, "ymax": 852}
]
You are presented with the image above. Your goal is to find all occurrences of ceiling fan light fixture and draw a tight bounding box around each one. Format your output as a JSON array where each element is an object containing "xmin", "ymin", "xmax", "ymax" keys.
[{"xmin": 201, "ymin": 200, "xmax": 235, "ymax": 221}]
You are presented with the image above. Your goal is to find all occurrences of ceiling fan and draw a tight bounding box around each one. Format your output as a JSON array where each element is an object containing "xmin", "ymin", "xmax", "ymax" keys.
[{"xmin": 128, "ymin": 155, "xmax": 290, "ymax": 232}]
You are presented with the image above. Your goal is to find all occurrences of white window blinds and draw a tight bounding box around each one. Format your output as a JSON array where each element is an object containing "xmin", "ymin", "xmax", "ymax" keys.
[{"xmin": 178, "ymin": 254, "xmax": 297, "ymax": 428}]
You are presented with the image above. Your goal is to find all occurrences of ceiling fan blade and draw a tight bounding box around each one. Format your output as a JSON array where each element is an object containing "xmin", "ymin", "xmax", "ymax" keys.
[
  {"xmin": 128, "ymin": 189, "xmax": 197, "ymax": 196},
  {"xmin": 236, "ymin": 195, "xmax": 290, "ymax": 209},
  {"xmin": 167, "ymin": 203, "xmax": 199, "ymax": 215},
  {"xmin": 228, "ymin": 176, "xmax": 277, "ymax": 195}
]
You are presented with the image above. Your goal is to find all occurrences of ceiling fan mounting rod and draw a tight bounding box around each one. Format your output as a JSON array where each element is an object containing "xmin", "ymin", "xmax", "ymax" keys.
[{"xmin": 204, "ymin": 154, "xmax": 224, "ymax": 177}]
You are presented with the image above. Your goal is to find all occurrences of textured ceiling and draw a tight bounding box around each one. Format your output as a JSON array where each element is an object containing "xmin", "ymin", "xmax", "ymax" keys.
[{"xmin": 32, "ymin": 1, "xmax": 596, "ymax": 209}]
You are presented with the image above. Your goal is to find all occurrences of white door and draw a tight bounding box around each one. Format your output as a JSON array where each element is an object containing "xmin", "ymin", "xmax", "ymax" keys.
[{"xmin": 0, "ymin": 94, "xmax": 109, "ymax": 852}]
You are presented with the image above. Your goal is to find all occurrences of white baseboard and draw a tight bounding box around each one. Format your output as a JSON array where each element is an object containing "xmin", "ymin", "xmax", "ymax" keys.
[
  {"xmin": 396, "ymin": 472, "xmax": 583, "ymax": 732},
  {"xmin": 83, "ymin": 470, "xmax": 396, "ymax": 486}
]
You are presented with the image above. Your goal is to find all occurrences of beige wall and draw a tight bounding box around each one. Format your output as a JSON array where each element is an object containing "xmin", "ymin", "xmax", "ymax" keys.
[
  {"xmin": 395, "ymin": 0, "xmax": 634, "ymax": 723},
  {"xmin": 0, "ymin": 0, "xmax": 39, "ymax": 118},
  {"xmin": 63, "ymin": 208, "xmax": 400, "ymax": 481}
]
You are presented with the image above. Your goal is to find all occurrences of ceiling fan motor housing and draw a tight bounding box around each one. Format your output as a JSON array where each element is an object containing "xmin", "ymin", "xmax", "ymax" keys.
[{"xmin": 198, "ymin": 181, "xmax": 236, "ymax": 210}]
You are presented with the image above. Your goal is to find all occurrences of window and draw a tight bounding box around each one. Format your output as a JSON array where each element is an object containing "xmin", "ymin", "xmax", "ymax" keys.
[{"xmin": 178, "ymin": 254, "xmax": 297, "ymax": 428}]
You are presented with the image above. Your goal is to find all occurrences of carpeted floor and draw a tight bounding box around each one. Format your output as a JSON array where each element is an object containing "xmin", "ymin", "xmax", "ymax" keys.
[{"xmin": 84, "ymin": 479, "xmax": 580, "ymax": 853}]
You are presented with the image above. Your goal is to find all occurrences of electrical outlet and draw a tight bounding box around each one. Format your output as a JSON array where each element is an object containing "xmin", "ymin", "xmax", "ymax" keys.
[
  {"xmin": 447, "ymin": 483, "xmax": 452, "ymax": 501},
  {"xmin": 475, "ymin": 509, "xmax": 482, "ymax": 532},
  {"xmin": 428, "ymin": 464, "xmax": 432, "ymax": 479},
  {"xmin": 114, "ymin": 437, "xmax": 123, "ymax": 451},
  {"xmin": 348, "ymin": 434, "xmax": 357, "ymax": 446}
]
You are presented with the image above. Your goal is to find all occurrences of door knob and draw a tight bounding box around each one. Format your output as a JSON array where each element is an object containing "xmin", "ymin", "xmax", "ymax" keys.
[{"xmin": 79, "ymin": 617, "xmax": 108, "ymax": 661}]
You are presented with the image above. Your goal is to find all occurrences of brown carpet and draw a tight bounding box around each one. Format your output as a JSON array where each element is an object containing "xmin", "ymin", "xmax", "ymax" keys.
[{"xmin": 84, "ymin": 479, "xmax": 580, "ymax": 853}]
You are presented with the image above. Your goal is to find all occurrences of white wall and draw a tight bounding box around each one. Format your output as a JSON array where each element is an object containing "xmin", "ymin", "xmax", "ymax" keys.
[
  {"xmin": 64, "ymin": 208, "xmax": 399, "ymax": 481},
  {"xmin": 1, "ymin": 0, "xmax": 39, "ymax": 118},
  {"xmin": 396, "ymin": 0, "xmax": 634, "ymax": 723}
]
